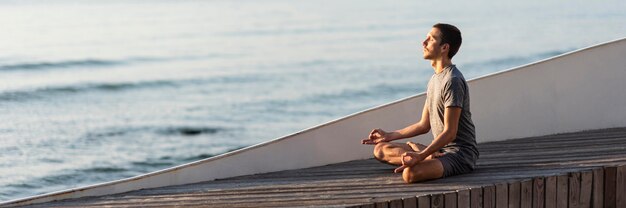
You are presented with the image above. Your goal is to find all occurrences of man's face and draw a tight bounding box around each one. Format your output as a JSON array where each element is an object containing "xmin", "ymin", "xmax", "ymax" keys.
[{"xmin": 422, "ymin": 28, "xmax": 446, "ymax": 60}]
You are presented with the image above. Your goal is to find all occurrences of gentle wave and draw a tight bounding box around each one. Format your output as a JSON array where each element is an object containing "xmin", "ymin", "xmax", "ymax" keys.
[
  {"xmin": 131, "ymin": 159, "xmax": 177, "ymax": 168},
  {"xmin": 158, "ymin": 127, "xmax": 223, "ymax": 136},
  {"xmin": 83, "ymin": 126, "xmax": 226, "ymax": 142},
  {"xmin": 0, "ymin": 54, "xmax": 242, "ymax": 72},
  {"xmin": 0, "ymin": 59, "xmax": 125, "ymax": 71},
  {"xmin": 0, "ymin": 80, "xmax": 179, "ymax": 102},
  {"xmin": 14, "ymin": 167, "xmax": 135, "ymax": 198},
  {"xmin": 0, "ymin": 72, "xmax": 275, "ymax": 102},
  {"xmin": 83, "ymin": 167, "xmax": 128, "ymax": 173}
]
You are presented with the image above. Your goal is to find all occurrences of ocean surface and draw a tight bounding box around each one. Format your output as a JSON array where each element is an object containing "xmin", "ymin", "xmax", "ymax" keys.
[{"xmin": 1, "ymin": 0, "xmax": 624, "ymax": 202}]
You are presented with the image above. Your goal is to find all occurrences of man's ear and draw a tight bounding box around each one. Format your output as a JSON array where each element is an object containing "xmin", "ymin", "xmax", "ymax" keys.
[
  {"xmin": 440, "ymin": 43, "xmax": 450, "ymax": 57},
  {"xmin": 441, "ymin": 43, "xmax": 450, "ymax": 53}
]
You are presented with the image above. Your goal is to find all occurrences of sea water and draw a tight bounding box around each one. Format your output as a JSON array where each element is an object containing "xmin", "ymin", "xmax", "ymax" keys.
[{"xmin": 1, "ymin": 0, "xmax": 624, "ymax": 202}]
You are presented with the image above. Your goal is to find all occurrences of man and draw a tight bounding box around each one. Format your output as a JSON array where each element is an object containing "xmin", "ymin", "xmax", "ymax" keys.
[{"xmin": 361, "ymin": 23, "xmax": 478, "ymax": 183}]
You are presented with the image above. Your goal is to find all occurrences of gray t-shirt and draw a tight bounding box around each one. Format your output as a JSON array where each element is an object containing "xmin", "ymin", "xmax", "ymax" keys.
[{"xmin": 426, "ymin": 65, "xmax": 478, "ymax": 157}]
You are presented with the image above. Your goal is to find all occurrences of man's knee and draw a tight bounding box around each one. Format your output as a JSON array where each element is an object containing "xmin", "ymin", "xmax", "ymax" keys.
[
  {"xmin": 373, "ymin": 142, "xmax": 388, "ymax": 161},
  {"xmin": 402, "ymin": 166, "xmax": 424, "ymax": 184},
  {"xmin": 402, "ymin": 161, "xmax": 445, "ymax": 183}
]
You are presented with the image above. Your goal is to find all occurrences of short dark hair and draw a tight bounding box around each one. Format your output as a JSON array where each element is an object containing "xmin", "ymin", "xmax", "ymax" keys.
[{"xmin": 433, "ymin": 23, "xmax": 462, "ymax": 59}]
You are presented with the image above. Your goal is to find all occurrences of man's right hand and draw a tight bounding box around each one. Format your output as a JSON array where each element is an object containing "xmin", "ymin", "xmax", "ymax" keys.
[{"xmin": 361, "ymin": 128, "xmax": 393, "ymax": 145}]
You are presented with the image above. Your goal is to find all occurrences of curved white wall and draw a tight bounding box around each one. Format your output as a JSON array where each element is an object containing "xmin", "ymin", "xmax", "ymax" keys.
[
  {"xmin": 469, "ymin": 37, "xmax": 626, "ymax": 142},
  {"xmin": 3, "ymin": 37, "xmax": 625, "ymax": 207}
]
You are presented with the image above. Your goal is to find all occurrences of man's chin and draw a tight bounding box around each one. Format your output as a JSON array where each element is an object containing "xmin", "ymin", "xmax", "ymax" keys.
[{"xmin": 422, "ymin": 52, "xmax": 432, "ymax": 59}]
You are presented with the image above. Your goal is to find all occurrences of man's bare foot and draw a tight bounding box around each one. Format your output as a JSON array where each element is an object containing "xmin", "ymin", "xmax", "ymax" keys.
[
  {"xmin": 406, "ymin": 141, "xmax": 444, "ymax": 159},
  {"xmin": 406, "ymin": 141, "xmax": 424, "ymax": 152}
]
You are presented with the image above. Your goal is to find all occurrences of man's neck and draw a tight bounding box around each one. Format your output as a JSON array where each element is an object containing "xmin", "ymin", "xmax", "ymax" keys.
[{"xmin": 431, "ymin": 57, "xmax": 452, "ymax": 74}]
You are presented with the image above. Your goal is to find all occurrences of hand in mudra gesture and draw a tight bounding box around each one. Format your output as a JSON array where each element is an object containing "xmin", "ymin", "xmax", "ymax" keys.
[
  {"xmin": 361, "ymin": 128, "xmax": 393, "ymax": 145},
  {"xmin": 394, "ymin": 152, "xmax": 425, "ymax": 173},
  {"xmin": 394, "ymin": 142, "xmax": 445, "ymax": 173},
  {"xmin": 406, "ymin": 141, "xmax": 445, "ymax": 160}
]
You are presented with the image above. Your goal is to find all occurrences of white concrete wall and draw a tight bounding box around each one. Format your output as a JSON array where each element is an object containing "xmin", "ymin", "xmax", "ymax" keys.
[
  {"xmin": 469, "ymin": 37, "xmax": 626, "ymax": 142},
  {"xmin": 3, "ymin": 37, "xmax": 625, "ymax": 207}
]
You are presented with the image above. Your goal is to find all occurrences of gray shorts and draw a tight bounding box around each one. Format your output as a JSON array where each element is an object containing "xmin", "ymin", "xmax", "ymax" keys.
[{"xmin": 436, "ymin": 147, "xmax": 478, "ymax": 178}]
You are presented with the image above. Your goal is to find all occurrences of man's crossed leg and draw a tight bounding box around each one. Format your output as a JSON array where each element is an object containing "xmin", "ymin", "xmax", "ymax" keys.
[{"xmin": 373, "ymin": 141, "xmax": 444, "ymax": 183}]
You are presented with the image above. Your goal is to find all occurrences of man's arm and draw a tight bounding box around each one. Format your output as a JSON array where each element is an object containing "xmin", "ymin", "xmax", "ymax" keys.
[
  {"xmin": 362, "ymin": 101, "xmax": 431, "ymax": 144},
  {"xmin": 395, "ymin": 106, "xmax": 461, "ymax": 171},
  {"xmin": 414, "ymin": 107, "xmax": 461, "ymax": 160},
  {"xmin": 387, "ymin": 102, "xmax": 431, "ymax": 141}
]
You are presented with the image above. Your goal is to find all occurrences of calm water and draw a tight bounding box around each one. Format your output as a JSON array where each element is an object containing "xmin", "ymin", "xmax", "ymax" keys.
[{"xmin": 1, "ymin": 0, "xmax": 624, "ymax": 202}]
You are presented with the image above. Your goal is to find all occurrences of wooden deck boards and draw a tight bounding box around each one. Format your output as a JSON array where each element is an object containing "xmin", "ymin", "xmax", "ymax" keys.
[{"xmin": 23, "ymin": 127, "xmax": 626, "ymax": 208}]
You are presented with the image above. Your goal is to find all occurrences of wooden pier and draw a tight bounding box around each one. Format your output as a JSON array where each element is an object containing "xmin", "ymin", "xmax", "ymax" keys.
[{"xmin": 19, "ymin": 127, "xmax": 626, "ymax": 208}]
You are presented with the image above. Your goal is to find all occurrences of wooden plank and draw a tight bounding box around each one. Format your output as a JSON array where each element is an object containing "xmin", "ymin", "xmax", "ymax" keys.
[
  {"xmin": 478, "ymin": 138, "xmax": 626, "ymax": 150},
  {"xmin": 483, "ymin": 185, "xmax": 495, "ymax": 208},
  {"xmin": 592, "ymin": 168, "xmax": 604, "ymax": 208},
  {"xmin": 508, "ymin": 181, "xmax": 521, "ymax": 208},
  {"xmin": 544, "ymin": 176, "xmax": 557, "ymax": 208},
  {"xmin": 569, "ymin": 172, "xmax": 581, "ymax": 208},
  {"xmin": 556, "ymin": 174, "xmax": 569, "ymax": 208},
  {"xmin": 389, "ymin": 198, "xmax": 404, "ymax": 208},
  {"xmin": 480, "ymin": 132, "xmax": 620, "ymax": 143},
  {"xmin": 478, "ymin": 139, "xmax": 626, "ymax": 152},
  {"xmin": 403, "ymin": 196, "xmax": 417, "ymax": 208},
  {"xmin": 376, "ymin": 201, "xmax": 389, "ymax": 208},
  {"xmin": 445, "ymin": 192, "xmax": 457, "ymax": 208},
  {"xmin": 363, "ymin": 204, "xmax": 376, "ymax": 208},
  {"xmin": 604, "ymin": 166, "xmax": 617, "ymax": 208},
  {"xmin": 477, "ymin": 154, "xmax": 626, "ymax": 167},
  {"xmin": 495, "ymin": 183, "xmax": 507, "ymax": 208},
  {"xmin": 617, "ymin": 165, "xmax": 626, "ymax": 208},
  {"xmin": 579, "ymin": 171, "xmax": 592, "ymax": 208},
  {"xmin": 458, "ymin": 189, "xmax": 470, "ymax": 208},
  {"xmin": 432, "ymin": 194, "xmax": 445, "ymax": 208},
  {"xmin": 470, "ymin": 187, "xmax": 483, "ymax": 208},
  {"xmin": 67, "ymin": 196, "xmax": 371, "ymax": 208},
  {"xmin": 418, "ymin": 195, "xmax": 431, "ymax": 208},
  {"xmin": 533, "ymin": 177, "xmax": 545, "ymax": 208},
  {"xmin": 476, "ymin": 158, "xmax": 626, "ymax": 169},
  {"xmin": 520, "ymin": 180, "xmax": 532, "ymax": 208},
  {"xmin": 477, "ymin": 130, "xmax": 626, "ymax": 146}
]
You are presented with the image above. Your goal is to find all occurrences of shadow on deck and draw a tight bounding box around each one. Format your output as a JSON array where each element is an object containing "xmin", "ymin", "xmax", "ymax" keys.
[{"xmin": 23, "ymin": 127, "xmax": 626, "ymax": 207}]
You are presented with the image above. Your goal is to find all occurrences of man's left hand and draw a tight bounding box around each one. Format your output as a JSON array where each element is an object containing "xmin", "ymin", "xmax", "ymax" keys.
[{"xmin": 393, "ymin": 152, "xmax": 425, "ymax": 173}]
